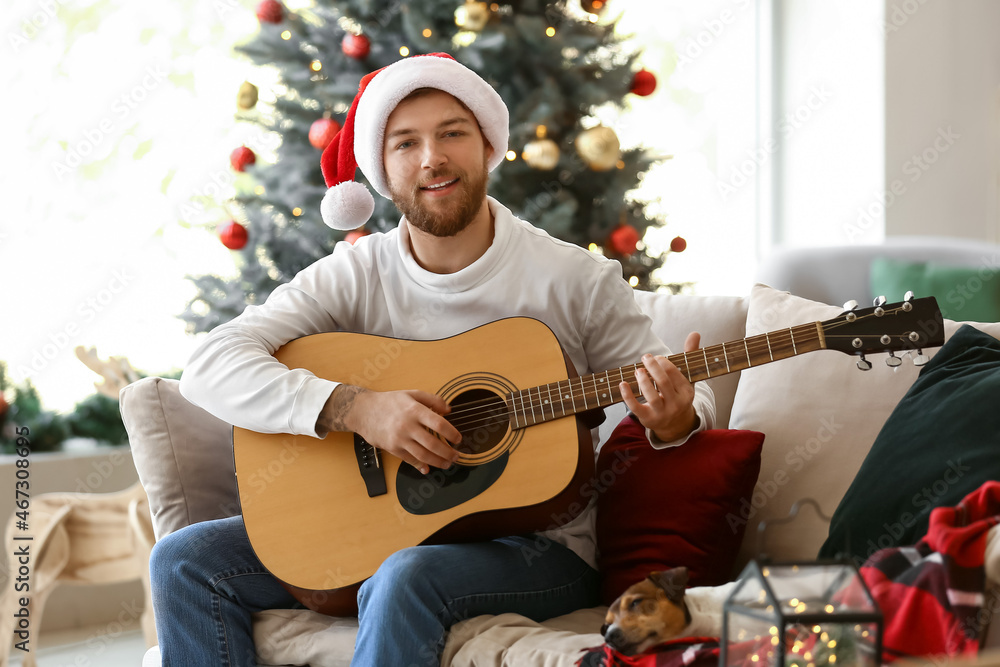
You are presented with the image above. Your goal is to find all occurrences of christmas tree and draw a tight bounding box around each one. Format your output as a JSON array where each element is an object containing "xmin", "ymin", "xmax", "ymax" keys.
[{"xmin": 181, "ymin": 0, "xmax": 684, "ymax": 334}]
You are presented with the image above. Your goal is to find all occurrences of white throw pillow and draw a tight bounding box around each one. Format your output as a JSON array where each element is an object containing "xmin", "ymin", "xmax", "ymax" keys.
[{"xmin": 728, "ymin": 284, "xmax": 1000, "ymax": 567}]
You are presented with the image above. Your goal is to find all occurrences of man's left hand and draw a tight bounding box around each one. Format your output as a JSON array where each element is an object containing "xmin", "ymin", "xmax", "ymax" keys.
[{"xmin": 619, "ymin": 331, "xmax": 700, "ymax": 443}]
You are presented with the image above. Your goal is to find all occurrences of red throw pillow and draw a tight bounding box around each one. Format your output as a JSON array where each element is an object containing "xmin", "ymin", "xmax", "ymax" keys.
[{"xmin": 596, "ymin": 415, "xmax": 764, "ymax": 605}]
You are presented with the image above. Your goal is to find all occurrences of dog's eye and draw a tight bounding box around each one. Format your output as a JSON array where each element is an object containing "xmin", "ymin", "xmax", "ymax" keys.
[{"xmin": 629, "ymin": 598, "xmax": 644, "ymax": 610}]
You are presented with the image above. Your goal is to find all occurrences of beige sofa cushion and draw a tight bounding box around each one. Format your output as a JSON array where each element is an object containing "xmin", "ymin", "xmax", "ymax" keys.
[
  {"xmin": 632, "ymin": 291, "xmax": 748, "ymax": 429},
  {"xmin": 119, "ymin": 377, "xmax": 238, "ymax": 541},
  {"xmin": 728, "ymin": 284, "xmax": 1000, "ymax": 568}
]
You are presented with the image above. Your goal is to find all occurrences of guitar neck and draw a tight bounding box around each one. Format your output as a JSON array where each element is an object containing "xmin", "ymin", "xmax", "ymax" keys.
[{"xmin": 508, "ymin": 322, "xmax": 825, "ymax": 429}]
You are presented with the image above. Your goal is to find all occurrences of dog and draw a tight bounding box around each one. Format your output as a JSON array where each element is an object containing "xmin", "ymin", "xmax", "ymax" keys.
[{"xmin": 600, "ymin": 567, "xmax": 736, "ymax": 655}]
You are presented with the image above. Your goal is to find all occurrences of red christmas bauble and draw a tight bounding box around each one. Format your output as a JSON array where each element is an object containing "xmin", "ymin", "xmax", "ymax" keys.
[
  {"xmin": 256, "ymin": 0, "xmax": 283, "ymax": 23},
  {"xmin": 230, "ymin": 146, "xmax": 256, "ymax": 172},
  {"xmin": 219, "ymin": 220, "xmax": 249, "ymax": 250},
  {"xmin": 630, "ymin": 69, "xmax": 657, "ymax": 97},
  {"xmin": 344, "ymin": 229, "xmax": 369, "ymax": 244},
  {"xmin": 670, "ymin": 236, "xmax": 687, "ymax": 253},
  {"xmin": 342, "ymin": 34, "xmax": 371, "ymax": 60},
  {"xmin": 309, "ymin": 118, "xmax": 341, "ymax": 150},
  {"xmin": 608, "ymin": 224, "xmax": 641, "ymax": 255}
]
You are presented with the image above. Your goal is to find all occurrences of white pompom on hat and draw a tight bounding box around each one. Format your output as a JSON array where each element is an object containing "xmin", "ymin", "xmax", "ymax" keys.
[{"xmin": 319, "ymin": 52, "xmax": 510, "ymax": 230}]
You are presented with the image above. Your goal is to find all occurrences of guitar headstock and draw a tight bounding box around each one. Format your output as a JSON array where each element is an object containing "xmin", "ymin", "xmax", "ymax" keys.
[{"xmin": 821, "ymin": 292, "xmax": 944, "ymax": 370}]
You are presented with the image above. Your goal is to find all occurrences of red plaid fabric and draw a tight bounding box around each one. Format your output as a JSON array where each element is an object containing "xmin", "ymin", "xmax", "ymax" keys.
[
  {"xmin": 577, "ymin": 638, "xmax": 719, "ymax": 667},
  {"xmin": 861, "ymin": 480, "xmax": 1000, "ymax": 661}
]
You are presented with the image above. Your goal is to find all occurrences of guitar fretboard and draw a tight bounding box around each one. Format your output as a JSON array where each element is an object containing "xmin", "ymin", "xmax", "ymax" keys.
[{"xmin": 507, "ymin": 322, "xmax": 824, "ymax": 429}]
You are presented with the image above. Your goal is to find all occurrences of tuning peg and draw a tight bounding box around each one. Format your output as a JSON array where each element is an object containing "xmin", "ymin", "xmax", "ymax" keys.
[
  {"xmin": 885, "ymin": 352, "xmax": 902, "ymax": 368},
  {"xmin": 913, "ymin": 349, "xmax": 930, "ymax": 366},
  {"xmin": 843, "ymin": 299, "xmax": 859, "ymax": 311},
  {"xmin": 902, "ymin": 290, "xmax": 915, "ymax": 311},
  {"xmin": 873, "ymin": 295, "xmax": 886, "ymax": 317},
  {"xmin": 857, "ymin": 354, "xmax": 872, "ymax": 371}
]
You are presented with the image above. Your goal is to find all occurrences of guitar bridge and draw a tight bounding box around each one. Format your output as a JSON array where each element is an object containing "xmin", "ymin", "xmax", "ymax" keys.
[{"xmin": 353, "ymin": 434, "xmax": 387, "ymax": 497}]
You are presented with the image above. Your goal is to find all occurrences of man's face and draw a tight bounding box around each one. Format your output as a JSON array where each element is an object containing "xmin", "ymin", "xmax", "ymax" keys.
[{"xmin": 383, "ymin": 89, "xmax": 493, "ymax": 238}]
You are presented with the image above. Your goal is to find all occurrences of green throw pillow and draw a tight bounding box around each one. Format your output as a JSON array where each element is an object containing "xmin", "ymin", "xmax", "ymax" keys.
[
  {"xmin": 870, "ymin": 257, "xmax": 1000, "ymax": 323},
  {"xmin": 819, "ymin": 324, "xmax": 1000, "ymax": 564}
]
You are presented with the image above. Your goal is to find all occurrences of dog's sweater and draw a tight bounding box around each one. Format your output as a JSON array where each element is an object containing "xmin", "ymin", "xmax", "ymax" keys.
[{"xmin": 680, "ymin": 582, "xmax": 737, "ymax": 638}]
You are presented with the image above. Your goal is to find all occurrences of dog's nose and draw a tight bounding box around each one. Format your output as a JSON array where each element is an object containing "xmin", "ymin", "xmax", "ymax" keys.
[
  {"xmin": 603, "ymin": 626, "xmax": 627, "ymax": 650},
  {"xmin": 599, "ymin": 623, "xmax": 609, "ymax": 635}
]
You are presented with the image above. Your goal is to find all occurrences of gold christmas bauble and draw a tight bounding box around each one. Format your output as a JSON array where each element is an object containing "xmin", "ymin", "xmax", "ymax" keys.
[
  {"xmin": 575, "ymin": 126, "xmax": 620, "ymax": 171},
  {"xmin": 522, "ymin": 138, "xmax": 560, "ymax": 170},
  {"xmin": 237, "ymin": 81, "xmax": 259, "ymax": 110},
  {"xmin": 455, "ymin": 2, "xmax": 490, "ymax": 32}
]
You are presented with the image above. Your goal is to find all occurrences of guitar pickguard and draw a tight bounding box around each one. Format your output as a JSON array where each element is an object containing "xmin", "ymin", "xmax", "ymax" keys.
[{"xmin": 396, "ymin": 455, "xmax": 509, "ymax": 516}]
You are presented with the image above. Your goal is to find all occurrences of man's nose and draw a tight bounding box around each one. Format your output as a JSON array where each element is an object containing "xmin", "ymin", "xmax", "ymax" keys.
[{"xmin": 420, "ymin": 142, "xmax": 447, "ymax": 169}]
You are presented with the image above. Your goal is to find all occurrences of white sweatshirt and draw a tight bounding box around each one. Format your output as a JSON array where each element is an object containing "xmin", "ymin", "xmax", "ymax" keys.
[{"xmin": 180, "ymin": 197, "xmax": 715, "ymax": 569}]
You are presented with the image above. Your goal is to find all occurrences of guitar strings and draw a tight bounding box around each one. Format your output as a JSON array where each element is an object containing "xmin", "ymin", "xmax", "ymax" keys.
[
  {"xmin": 436, "ymin": 306, "xmax": 915, "ymax": 432},
  {"xmin": 442, "ymin": 320, "xmax": 827, "ymax": 430},
  {"xmin": 442, "ymin": 329, "xmax": 814, "ymax": 432}
]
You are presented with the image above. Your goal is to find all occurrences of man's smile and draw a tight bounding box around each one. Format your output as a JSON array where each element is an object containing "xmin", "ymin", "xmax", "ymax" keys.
[{"xmin": 420, "ymin": 178, "xmax": 460, "ymax": 193}]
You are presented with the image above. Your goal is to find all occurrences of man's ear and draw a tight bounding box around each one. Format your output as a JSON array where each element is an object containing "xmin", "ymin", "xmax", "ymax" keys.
[{"xmin": 648, "ymin": 567, "xmax": 688, "ymax": 605}]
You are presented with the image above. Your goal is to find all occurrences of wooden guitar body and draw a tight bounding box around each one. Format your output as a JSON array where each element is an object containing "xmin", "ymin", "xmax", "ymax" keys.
[{"xmin": 234, "ymin": 318, "xmax": 596, "ymax": 615}]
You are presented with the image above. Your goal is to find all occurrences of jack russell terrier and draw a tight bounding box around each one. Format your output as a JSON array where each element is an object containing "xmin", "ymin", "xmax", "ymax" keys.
[{"xmin": 600, "ymin": 567, "xmax": 736, "ymax": 655}]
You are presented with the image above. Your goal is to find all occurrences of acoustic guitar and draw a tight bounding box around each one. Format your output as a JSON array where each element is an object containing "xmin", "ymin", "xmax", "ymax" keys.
[{"xmin": 233, "ymin": 294, "xmax": 943, "ymax": 615}]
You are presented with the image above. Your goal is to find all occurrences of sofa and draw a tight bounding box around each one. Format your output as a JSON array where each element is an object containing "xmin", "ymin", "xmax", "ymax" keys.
[{"xmin": 124, "ymin": 240, "xmax": 1000, "ymax": 666}]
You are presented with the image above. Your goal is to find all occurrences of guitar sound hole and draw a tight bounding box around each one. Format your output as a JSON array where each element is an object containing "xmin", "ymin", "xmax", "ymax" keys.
[{"xmin": 447, "ymin": 389, "xmax": 509, "ymax": 457}]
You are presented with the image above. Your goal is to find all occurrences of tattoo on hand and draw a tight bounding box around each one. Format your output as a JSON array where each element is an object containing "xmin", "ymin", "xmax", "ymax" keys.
[{"xmin": 326, "ymin": 385, "xmax": 369, "ymax": 432}]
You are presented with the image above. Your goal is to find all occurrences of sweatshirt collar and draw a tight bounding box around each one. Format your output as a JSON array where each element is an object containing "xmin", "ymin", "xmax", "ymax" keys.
[{"xmin": 396, "ymin": 196, "xmax": 513, "ymax": 292}]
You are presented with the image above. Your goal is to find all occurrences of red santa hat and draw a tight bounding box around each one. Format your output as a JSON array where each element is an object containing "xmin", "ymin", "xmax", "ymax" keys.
[{"xmin": 319, "ymin": 52, "xmax": 509, "ymax": 230}]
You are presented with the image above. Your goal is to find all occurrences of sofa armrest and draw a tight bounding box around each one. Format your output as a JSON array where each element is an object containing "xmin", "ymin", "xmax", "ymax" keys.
[
  {"xmin": 756, "ymin": 236, "xmax": 1000, "ymax": 308},
  {"xmin": 120, "ymin": 377, "xmax": 239, "ymax": 541}
]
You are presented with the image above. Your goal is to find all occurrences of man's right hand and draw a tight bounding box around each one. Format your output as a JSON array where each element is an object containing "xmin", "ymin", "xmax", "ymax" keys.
[{"xmin": 317, "ymin": 385, "xmax": 462, "ymax": 475}]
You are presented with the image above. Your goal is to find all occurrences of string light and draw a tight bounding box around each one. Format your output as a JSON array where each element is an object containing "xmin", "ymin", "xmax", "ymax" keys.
[
  {"xmin": 628, "ymin": 276, "xmax": 638, "ymax": 286},
  {"xmin": 292, "ymin": 207, "xmax": 302, "ymax": 216},
  {"xmin": 422, "ymin": 28, "xmax": 432, "ymax": 37},
  {"xmin": 254, "ymin": 185, "xmax": 265, "ymax": 195},
  {"xmin": 399, "ymin": 46, "xmax": 410, "ymax": 56},
  {"xmin": 504, "ymin": 150, "xmax": 516, "ymax": 161},
  {"xmin": 545, "ymin": 26, "xmax": 555, "ymax": 37},
  {"xmin": 281, "ymin": 30, "xmax": 291, "ymax": 40},
  {"xmin": 535, "ymin": 125, "xmax": 547, "ymax": 139},
  {"xmin": 310, "ymin": 60, "xmax": 322, "ymax": 71}
]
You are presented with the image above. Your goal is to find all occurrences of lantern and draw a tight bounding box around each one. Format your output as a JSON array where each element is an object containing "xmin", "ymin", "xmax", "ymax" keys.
[{"xmin": 722, "ymin": 500, "xmax": 883, "ymax": 666}]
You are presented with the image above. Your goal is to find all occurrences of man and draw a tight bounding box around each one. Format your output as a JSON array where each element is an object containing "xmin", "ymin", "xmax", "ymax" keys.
[{"xmin": 150, "ymin": 53, "xmax": 715, "ymax": 666}]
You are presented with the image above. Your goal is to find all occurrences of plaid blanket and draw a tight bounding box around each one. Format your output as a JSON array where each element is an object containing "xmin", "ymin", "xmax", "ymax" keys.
[
  {"xmin": 861, "ymin": 480, "xmax": 1000, "ymax": 661},
  {"xmin": 577, "ymin": 638, "xmax": 719, "ymax": 667}
]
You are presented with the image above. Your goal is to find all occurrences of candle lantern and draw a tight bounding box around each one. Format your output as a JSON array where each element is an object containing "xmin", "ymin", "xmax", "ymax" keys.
[{"xmin": 721, "ymin": 500, "xmax": 883, "ymax": 666}]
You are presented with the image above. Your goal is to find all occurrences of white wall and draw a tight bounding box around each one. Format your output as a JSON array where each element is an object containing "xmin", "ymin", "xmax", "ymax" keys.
[
  {"xmin": 884, "ymin": 0, "xmax": 1000, "ymax": 244},
  {"xmin": 770, "ymin": 1, "xmax": 1000, "ymax": 250}
]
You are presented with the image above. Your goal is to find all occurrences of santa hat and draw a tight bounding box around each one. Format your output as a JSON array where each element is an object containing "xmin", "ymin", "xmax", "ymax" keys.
[{"xmin": 319, "ymin": 52, "xmax": 509, "ymax": 230}]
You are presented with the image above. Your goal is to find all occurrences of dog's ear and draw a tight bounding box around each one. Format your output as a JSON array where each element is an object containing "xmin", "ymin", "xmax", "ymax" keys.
[{"xmin": 647, "ymin": 567, "xmax": 689, "ymax": 604}]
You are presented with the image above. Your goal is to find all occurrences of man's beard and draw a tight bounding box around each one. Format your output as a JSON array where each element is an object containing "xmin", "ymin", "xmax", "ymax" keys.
[{"xmin": 389, "ymin": 163, "xmax": 489, "ymax": 238}]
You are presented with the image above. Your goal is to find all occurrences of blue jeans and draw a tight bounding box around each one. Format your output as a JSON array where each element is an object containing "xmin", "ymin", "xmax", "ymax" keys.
[{"xmin": 150, "ymin": 515, "xmax": 600, "ymax": 666}]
